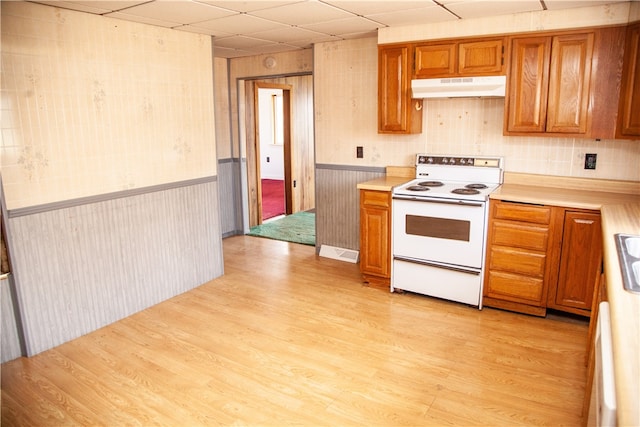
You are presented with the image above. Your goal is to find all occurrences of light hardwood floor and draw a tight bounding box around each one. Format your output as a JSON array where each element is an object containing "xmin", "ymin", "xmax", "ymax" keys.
[{"xmin": 2, "ymin": 235, "xmax": 588, "ymax": 426}]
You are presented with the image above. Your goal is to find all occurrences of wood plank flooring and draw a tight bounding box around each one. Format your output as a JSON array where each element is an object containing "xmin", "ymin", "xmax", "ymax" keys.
[{"xmin": 1, "ymin": 235, "xmax": 588, "ymax": 426}]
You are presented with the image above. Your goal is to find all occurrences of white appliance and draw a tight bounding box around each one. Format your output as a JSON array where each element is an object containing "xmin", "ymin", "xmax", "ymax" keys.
[
  {"xmin": 391, "ymin": 154, "xmax": 504, "ymax": 308},
  {"xmin": 588, "ymin": 302, "xmax": 617, "ymax": 426},
  {"xmin": 411, "ymin": 75, "xmax": 506, "ymax": 99}
]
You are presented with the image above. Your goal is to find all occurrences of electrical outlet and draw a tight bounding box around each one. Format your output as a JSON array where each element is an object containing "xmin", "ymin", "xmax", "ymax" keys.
[
  {"xmin": 356, "ymin": 146, "xmax": 363, "ymax": 158},
  {"xmin": 585, "ymin": 153, "xmax": 597, "ymax": 170}
]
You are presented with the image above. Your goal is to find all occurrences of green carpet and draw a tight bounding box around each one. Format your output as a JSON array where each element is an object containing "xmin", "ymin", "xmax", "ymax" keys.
[{"xmin": 247, "ymin": 211, "xmax": 315, "ymax": 246}]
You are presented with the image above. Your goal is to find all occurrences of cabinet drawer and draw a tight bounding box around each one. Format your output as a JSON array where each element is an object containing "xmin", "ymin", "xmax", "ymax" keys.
[
  {"xmin": 361, "ymin": 190, "xmax": 390, "ymax": 208},
  {"xmin": 491, "ymin": 220, "xmax": 549, "ymax": 251},
  {"xmin": 493, "ymin": 202, "xmax": 551, "ymax": 224},
  {"xmin": 486, "ymin": 270, "xmax": 545, "ymax": 303},
  {"xmin": 489, "ymin": 246, "xmax": 546, "ymax": 277}
]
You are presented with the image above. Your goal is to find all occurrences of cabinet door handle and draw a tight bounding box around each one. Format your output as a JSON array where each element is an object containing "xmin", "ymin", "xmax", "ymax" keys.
[{"xmin": 575, "ymin": 219, "xmax": 594, "ymax": 224}]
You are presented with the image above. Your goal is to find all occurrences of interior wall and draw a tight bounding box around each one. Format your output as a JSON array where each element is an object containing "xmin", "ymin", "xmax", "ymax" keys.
[
  {"xmin": 1, "ymin": 2, "xmax": 217, "ymax": 210},
  {"xmin": 0, "ymin": 2, "xmax": 223, "ymax": 358}
]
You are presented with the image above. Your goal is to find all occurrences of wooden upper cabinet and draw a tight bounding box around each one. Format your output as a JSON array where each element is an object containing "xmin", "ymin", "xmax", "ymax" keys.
[
  {"xmin": 458, "ymin": 39, "xmax": 505, "ymax": 75},
  {"xmin": 414, "ymin": 42, "xmax": 456, "ymax": 78},
  {"xmin": 378, "ymin": 44, "xmax": 422, "ymax": 134},
  {"xmin": 546, "ymin": 33, "xmax": 594, "ymax": 133},
  {"xmin": 505, "ymin": 36, "xmax": 551, "ymax": 133},
  {"xmin": 414, "ymin": 37, "xmax": 505, "ymax": 78},
  {"xmin": 617, "ymin": 22, "xmax": 640, "ymax": 139},
  {"xmin": 505, "ymin": 31, "xmax": 595, "ymax": 136}
]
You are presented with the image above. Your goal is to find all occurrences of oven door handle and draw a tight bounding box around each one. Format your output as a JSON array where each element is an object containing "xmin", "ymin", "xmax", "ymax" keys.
[
  {"xmin": 394, "ymin": 256, "xmax": 481, "ymax": 275},
  {"xmin": 392, "ymin": 195, "xmax": 484, "ymax": 207}
]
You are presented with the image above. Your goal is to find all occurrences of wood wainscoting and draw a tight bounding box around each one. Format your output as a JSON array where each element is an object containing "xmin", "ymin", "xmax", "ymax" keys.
[{"xmin": 1, "ymin": 235, "xmax": 588, "ymax": 426}]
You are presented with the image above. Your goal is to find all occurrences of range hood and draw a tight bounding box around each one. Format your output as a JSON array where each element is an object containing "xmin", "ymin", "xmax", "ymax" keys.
[{"xmin": 411, "ymin": 75, "xmax": 506, "ymax": 99}]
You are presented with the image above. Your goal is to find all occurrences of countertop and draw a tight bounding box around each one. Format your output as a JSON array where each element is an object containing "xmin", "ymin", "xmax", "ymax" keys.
[
  {"xmin": 600, "ymin": 202, "xmax": 640, "ymax": 427},
  {"xmin": 356, "ymin": 176, "xmax": 412, "ymax": 192},
  {"xmin": 358, "ymin": 171, "xmax": 640, "ymax": 425}
]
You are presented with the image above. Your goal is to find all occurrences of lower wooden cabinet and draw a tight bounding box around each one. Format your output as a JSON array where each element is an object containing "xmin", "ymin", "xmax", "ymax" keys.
[
  {"xmin": 547, "ymin": 210, "xmax": 602, "ymax": 315},
  {"xmin": 483, "ymin": 201, "xmax": 553, "ymax": 316},
  {"xmin": 359, "ymin": 189, "xmax": 391, "ymax": 286},
  {"xmin": 483, "ymin": 200, "xmax": 602, "ymax": 317}
]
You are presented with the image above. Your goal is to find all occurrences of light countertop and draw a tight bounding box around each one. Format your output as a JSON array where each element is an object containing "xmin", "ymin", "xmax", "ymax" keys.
[{"xmin": 356, "ymin": 176, "xmax": 412, "ymax": 192}]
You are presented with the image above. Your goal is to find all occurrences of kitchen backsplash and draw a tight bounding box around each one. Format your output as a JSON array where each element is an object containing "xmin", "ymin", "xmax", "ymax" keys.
[{"xmin": 0, "ymin": 2, "xmax": 217, "ymax": 210}]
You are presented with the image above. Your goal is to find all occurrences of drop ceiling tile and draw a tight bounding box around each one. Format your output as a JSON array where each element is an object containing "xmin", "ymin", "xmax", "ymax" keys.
[
  {"xmin": 34, "ymin": 0, "xmax": 145, "ymax": 15},
  {"xmin": 322, "ymin": 1, "xmax": 439, "ymax": 16},
  {"xmin": 248, "ymin": 26, "xmax": 329, "ymax": 43},
  {"xmin": 196, "ymin": 1, "xmax": 305, "ymax": 13},
  {"xmin": 190, "ymin": 13, "xmax": 288, "ymax": 33},
  {"xmin": 365, "ymin": 5, "xmax": 458, "ymax": 26},
  {"xmin": 30, "ymin": 1, "xmax": 148, "ymax": 14},
  {"xmin": 108, "ymin": 1, "xmax": 236, "ymax": 24},
  {"xmin": 251, "ymin": 1, "xmax": 355, "ymax": 26},
  {"xmin": 301, "ymin": 16, "xmax": 381, "ymax": 35},
  {"xmin": 442, "ymin": 0, "xmax": 543, "ymax": 19},
  {"xmin": 213, "ymin": 35, "xmax": 275, "ymax": 49},
  {"xmin": 104, "ymin": 11, "xmax": 179, "ymax": 28},
  {"xmin": 177, "ymin": 24, "xmax": 234, "ymax": 37}
]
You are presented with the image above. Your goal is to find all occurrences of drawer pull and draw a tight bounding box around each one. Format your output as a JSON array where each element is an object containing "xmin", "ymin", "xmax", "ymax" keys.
[{"xmin": 575, "ymin": 219, "xmax": 594, "ymax": 224}]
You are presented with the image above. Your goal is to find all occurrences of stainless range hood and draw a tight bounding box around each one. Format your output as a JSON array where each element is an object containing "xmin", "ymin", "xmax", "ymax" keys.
[{"xmin": 411, "ymin": 75, "xmax": 506, "ymax": 99}]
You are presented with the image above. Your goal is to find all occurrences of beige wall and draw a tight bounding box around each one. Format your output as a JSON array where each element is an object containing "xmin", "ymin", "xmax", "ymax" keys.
[
  {"xmin": 1, "ymin": 2, "xmax": 217, "ymax": 210},
  {"xmin": 228, "ymin": 50, "xmax": 313, "ymax": 159},
  {"xmin": 314, "ymin": 22, "xmax": 640, "ymax": 181}
]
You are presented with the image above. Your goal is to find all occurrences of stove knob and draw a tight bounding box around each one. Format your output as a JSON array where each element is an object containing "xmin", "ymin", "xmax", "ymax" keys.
[
  {"xmin": 450, "ymin": 158, "xmax": 456, "ymax": 165},
  {"xmin": 468, "ymin": 158, "xmax": 474, "ymax": 165},
  {"xmin": 460, "ymin": 158, "xmax": 466, "ymax": 165},
  {"xmin": 427, "ymin": 157, "xmax": 434, "ymax": 163},
  {"xmin": 442, "ymin": 158, "xmax": 448, "ymax": 164}
]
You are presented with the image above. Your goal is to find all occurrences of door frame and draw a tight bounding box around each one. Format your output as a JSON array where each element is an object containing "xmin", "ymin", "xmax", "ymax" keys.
[{"xmin": 250, "ymin": 82, "xmax": 293, "ymax": 226}]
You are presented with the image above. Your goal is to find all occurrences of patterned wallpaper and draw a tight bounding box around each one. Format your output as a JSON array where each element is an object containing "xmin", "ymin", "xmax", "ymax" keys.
[{"xmin": 1, "ymin": 2, "xmax": 217, "ymax": 210}]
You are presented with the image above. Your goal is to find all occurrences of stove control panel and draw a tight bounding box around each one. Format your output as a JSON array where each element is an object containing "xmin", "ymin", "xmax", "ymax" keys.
[{"xmin": 417, "ymin": 155, "xmax": 501, "ymax": 168}]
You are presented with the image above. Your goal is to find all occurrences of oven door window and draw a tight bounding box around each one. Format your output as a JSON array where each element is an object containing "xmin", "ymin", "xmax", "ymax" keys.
[{"xmin": 406, "ymin": 215, "xmax": 470, "ymax": 241}]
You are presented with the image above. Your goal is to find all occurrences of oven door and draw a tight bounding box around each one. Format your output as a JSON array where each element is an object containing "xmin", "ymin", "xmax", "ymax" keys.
[{"xmin": 392, "ymin": 196, "xmax": 487, "ymax": 268}]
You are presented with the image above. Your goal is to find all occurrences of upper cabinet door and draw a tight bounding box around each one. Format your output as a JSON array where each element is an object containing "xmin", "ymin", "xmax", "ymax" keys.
[
  {"xmin": 414, "ymin": 43, "xmax": 456, "ymax": 78},
  {"xmin": 506, "ymin": 36, "xmax": 551, "ymax": 133},
  {"xmin": 546, "ymin": 33, "xmax": 594, "ymax": 134},
  {"xmin": 505, "ymin": 32, "xmax": 594, "ymax": 136},
  {"xmin": 414, "ymin": 38, "xmax": 505, "ymax": 78},
  {"xmin": 617, "ymin": 23, "xmax": 640, "ymax": 138},
  {"xmin": 378, "ymin": 44, "xmax": 422, "ymax": 134},
  {"xmin": 458, "ymin": 39, "xmax": 505, "ymax": 75}
]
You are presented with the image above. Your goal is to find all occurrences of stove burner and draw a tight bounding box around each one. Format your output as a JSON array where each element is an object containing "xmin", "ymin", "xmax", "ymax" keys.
[
  {"xmin": 452, "ymin": 188, "xmax": 480, "ymax": 195},
  {"xmin": 417, "ymin": 181, "xmax": 444, "ymax": 187},
  {"xmin": 465, "ymin": 183, "xmax": 488, "ymax": 190},
  {"xmin": 406, "ymin": 185, "xmax": 430, "ymax": 191}
]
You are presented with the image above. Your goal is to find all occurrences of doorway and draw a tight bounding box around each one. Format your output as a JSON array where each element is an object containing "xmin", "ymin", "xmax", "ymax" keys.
[
  {"xmin": 255, "ymin": 83, "xmax": 292, "ymax": 223},
  {"xmin": 242, "ymin": 75, "xmax": 315, "ymax": 229}
]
